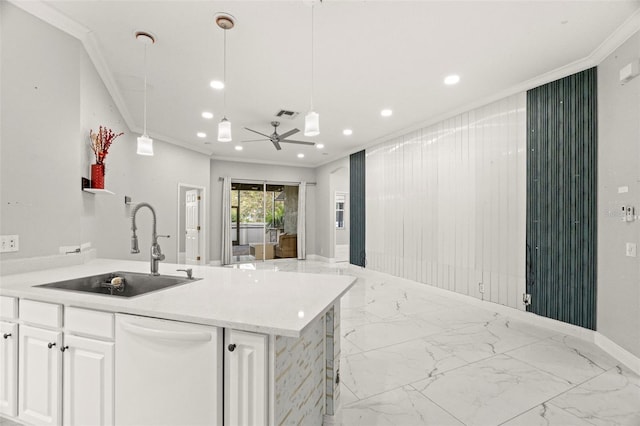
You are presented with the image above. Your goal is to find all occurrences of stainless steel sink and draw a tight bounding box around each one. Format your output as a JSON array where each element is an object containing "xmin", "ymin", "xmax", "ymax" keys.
[{"xmin": 35, "ymin": 271, "xmax": 199, "ymax": 298}]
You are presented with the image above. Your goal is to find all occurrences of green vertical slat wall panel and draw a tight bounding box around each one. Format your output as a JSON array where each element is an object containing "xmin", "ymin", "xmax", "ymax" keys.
[
  {"xmin": 350, "ymin": 150, "xmax": 366, "ymax": 267},
  {"xmin": 526, "ymin": 67, "xmax": 597, "ymax": 330}
]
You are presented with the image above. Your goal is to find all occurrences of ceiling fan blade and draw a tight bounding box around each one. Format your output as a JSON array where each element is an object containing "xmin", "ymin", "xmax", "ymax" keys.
[
  {"xmin": 272, "ymin": 140, "xmax": 282, "ymax": 151},
  {"xmin": 280, "ymin": 140, "xmax": 316, "ymax": 146},
  {"xmin": 244, "ymin": 127, "xmax": 271, "ymax": 138},
  {"xmin": 241, "ymin": 139, "xmax": 269, "ymax": 142},
  {"xmin": 277, "ymin": 128, "xmax": 300, "ymax": 141}
]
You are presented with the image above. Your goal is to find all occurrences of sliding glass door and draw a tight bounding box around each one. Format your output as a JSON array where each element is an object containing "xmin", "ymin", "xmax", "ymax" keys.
[{"xmin": 230, "ymin": 182, "xmax": 296, "ymax": 264}]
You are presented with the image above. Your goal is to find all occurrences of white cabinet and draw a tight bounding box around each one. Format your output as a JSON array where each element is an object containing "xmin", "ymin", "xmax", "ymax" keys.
[
  {"xmin": 18, "ymin": 324, "xmax": 63, "ymax": 426},
  {"xmin": 62, "ymin": 334, "xmax": 114, "ymax": 426},
  {"xmin": 224, "ymin": 329, "xmax": 268, "ymax": 426},
  {"xmin": 0, "ymin": 321, "xmax": 18, "ymax": 417},
  {"xmin": 115, "ymin": 314, "xmax": 222, "ymax": 426}
]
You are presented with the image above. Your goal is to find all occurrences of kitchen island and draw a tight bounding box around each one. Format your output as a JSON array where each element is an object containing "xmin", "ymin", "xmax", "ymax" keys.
[{"xmin": 0, "ymin": 258, "xmax": 356, "ymax": 426}]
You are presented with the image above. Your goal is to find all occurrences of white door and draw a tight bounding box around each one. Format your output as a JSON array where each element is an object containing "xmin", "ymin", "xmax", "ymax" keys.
[
  {"xmin": 224, "ymin": 329, "xmax": 268, "ymax": 426},
  {"xmin": 63, "ymin": 334, "xmax": 114, "ymax": 426},
  {"xmin": 19, "ymin": 325, "xmax": 62, "ymax": 426},
  {"xmin": 185, "ymin": 189, "xmax": 201, "ymax": 264},
  {"xmin": 115, "ymin": 314, "xmax": 222, "ymax": 426},
  {"xmin": 0, "ymin": 321, "xmax": 18, "ymax": 417}
]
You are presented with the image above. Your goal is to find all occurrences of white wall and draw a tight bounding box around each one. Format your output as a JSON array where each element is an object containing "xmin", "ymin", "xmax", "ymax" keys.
[
  {"xmin": 79, "ymin": 48, "xmax": 210, "ymax": 265},
  {"xmin": 366, "ymin": 94, "xmax": 527, "ymax": 309},
  {"xmin": 313, "ymin": 158, "xmax": 349, "ymax": 260},
  {"xmin": 0, "ymin": 2, "xmax": 82, "ymax": 259},
  {"xmin": 209, "ymin": 160, "xmax": 316, "ymax": 262},
  {"xmin": 597, "ymin": 31, "xmax": 640, "ymax": 358},
  {"xmin": 1, "ymin": 3, "xmax": 211, "ymax": 265}
]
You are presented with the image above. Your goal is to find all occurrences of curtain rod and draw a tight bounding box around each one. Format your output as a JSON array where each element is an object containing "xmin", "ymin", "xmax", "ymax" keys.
[{"xmin": 218, "ymin": 177, "xmax": 316, "ymax": 186}]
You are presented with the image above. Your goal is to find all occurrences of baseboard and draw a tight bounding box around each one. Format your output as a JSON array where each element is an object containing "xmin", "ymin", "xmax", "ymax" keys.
[
  {"xmin": 347, "ymin": 266, "xmax": 640, "ymax": 374},
  {"xmin": 208, "ymin": 260, "xmax": 222, "ymax": 266},
  {"xmin": 594, "ymin": 333, "xmax": 640, "ymax": 376},
  {"xmin": 307, "ymin": 254, "xmax": 333, "ymax": 263}
]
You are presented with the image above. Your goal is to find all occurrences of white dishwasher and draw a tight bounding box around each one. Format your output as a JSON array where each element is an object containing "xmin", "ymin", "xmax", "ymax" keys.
[{"xmin": 115, "ymin": 314, "xmax": 223, "ymax": 426}]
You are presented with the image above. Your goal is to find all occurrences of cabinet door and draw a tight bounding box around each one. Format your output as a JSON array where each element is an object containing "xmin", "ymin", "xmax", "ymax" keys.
[
  {"xmin": 224, "ymin": 330, "xmax": 268, "ymax": 426},
  {"xmin": 19, "ymin": 325, "xmax": 62, "ymax": 426},
  {"xmin": 63, "ymin": 334, "xmax": 114, "ymax": 426},
  {"xmin": 0, "ymin": 321, "xmax": 18, "ymax": 417}
]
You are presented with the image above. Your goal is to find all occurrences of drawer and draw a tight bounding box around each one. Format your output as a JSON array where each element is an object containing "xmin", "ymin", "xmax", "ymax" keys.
[
  {"xmin": 65, "ymin": 307, "xmax": 114, "ymax": 339},
  {"xmin": 0, "ymin": 296, "xmax": 18, "ymax": 320},
  {"xmin": 19, "ymin": 299, "xmax": 62, "ymax": 328}
]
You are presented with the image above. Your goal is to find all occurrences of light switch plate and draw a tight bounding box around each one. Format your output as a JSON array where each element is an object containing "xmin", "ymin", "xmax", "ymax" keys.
[{"xmin": 626, "ymin": 243, "xmax": 637, "ymax": 257}]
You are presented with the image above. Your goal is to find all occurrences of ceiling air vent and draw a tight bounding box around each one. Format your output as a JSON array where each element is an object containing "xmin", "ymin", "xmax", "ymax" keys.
[{"xmin": 274, "ymin": 109, "xmax": 299, "ymax": 119}]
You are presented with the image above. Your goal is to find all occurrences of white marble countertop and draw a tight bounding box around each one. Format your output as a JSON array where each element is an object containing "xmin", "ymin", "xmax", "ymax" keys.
[{"xmin": 0, "ymin": 259, "xmax": 356, "ymax": 337}]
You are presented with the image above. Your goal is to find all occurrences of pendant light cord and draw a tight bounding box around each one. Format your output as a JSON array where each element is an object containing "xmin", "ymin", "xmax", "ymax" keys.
[
  {"xmin": 310, "ymin": 3, "xmax": 314, "ymax": 111},
  {"xmin": 223, "ymin": 28, "xmax": 227, "ymax": 118},
  {"xmin": 143, "ymin": 42, "xmax": 148, "ymax": 135}
]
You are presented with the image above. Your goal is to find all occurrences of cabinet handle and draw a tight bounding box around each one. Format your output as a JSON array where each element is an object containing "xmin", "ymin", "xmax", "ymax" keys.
[
  {"xmin": 120, "ymin": 321, "xmax": 212, "ymax": 343},
  {"xmin": 47, "ymin": 342, "xmax": 56, "ymax": 349},
  {"xmin": 60, "ymin": 346, "xmax": 69, "ymax": 352},
  {"xmin": 2, "ymin": 333, "xmax": 11, "ymax": 339},
  {"xmin": 228, "ymin": 343, "xmax": 236, "ymax": 352}
]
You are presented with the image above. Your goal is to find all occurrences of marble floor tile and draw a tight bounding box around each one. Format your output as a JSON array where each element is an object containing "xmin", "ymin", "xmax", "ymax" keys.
[
  {"xmin": 340, "ymin": 386, "xmax": 464, "ymax": 426},
  {"xmin": 412, "ymin": 354, "xmax": 573, "ymax": 425},
  {"xmin": 549, "ymin": 366, "xmax": 640, "ymax": 426},
  {"xmin": 341, "ymin": 337, "xmax": 468, "ymax": 399},
  {"xmin": 342, "ymin": 316, "xmax": 446, "ymax": 352},
  {"xmin": 419, "ymin": 319, "xmax": 547, "ymax": 364},
  {"xmin": 506, "ymin": 334, "xmax": 618, "ymax": 385},
  {"xmin": 341, "ymin": 336, "xmax": 365, "ymax": 356},
  {"xmin": 501, "ymin": 402, "xmax": 597, "ymax": 426},
  {"xmin": 340, "ymin": 383, "xmax": 359, "ymax": 406},
  {"xmin": 408, "ymin": 303, "xmax": 503, "ymax": 331}
]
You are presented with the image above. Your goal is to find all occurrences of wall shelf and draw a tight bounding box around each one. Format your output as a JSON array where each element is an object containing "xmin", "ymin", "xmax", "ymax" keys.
[
  {"xmin": 83, "ymin": 188, "xmax": 115, "ymax": 195},
  {"xmin": 81, "ymin": 177, "xmax": 114, "ymax": 194}
]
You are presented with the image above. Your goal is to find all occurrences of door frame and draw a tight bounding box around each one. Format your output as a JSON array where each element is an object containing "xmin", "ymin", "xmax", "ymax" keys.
[
  {"xmin": 177, "ymin": 183, "xmax": 207, "ymax": 265},
  {"xmin": 334, "ymin": 191, "xmax": 349, "ymax": 262}
]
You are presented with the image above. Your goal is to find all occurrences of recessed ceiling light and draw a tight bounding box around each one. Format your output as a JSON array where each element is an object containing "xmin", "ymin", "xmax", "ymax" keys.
[
  {"xmin": 235, "ymin": 145, "xmax": 243, "ymax": 151},
  {"xmin": 210, "ymin": 80, "xmax": 224, "ymax": 90},
  {"xmin": 444, "ymin": 74, "xmax": 460, "ymax": 85},
  {"xmin": 381, "ymin": 109, "xmax": 393, "ymax": 117},
  {"xmin": 343, "ymin": 129, "xmax": 353, "ymax": 136},
  {"xmin": 297, "ymin": 153, "xmax": 305, "ymax": 158},
  {"xmin": 202, "ymin": 111, "xmax": 213, "ymax": 119},
  {"xmin": 316, "ymin": 144, "xmax": 324, "ymax": 149},
  {"xmin": 197, "ymin": 132, "xmax": 206, "ymax": 138}
]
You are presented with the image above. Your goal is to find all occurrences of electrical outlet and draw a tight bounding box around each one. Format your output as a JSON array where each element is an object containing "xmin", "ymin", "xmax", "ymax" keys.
[
  {"xmin": 478, "ymin": 282, "xmax": 485, "ymax": 294},
  {"xmin": 0, "ymin": 235, "xmax": 19, "ymax": 253},
  {"xmin": 626, "ymin": 243, "xmax": 637, "ymax": 257}
]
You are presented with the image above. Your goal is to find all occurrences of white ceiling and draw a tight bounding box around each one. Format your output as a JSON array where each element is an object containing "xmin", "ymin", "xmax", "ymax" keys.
[{"xmin": 17, "ymin": 0, "xmax": 640, "ymax": 167}]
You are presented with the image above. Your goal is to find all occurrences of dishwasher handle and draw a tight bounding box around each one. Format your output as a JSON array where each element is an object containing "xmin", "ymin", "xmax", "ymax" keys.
[{"xmin": 120, "ymin": 320, "xmax": 212, "ymax": 343}]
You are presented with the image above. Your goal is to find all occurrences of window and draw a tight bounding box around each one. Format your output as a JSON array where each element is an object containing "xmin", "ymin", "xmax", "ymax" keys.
[{"xmin": 336, "ymin": 194, "xmax": 345, "ymax": 229}]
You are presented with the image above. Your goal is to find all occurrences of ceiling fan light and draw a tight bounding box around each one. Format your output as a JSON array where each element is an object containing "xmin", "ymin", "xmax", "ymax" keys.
[
  {"xmin": 137, "ymin": 134, "xmax": 154, "ymax": 156},
  {"xmin": 218, "ymin": 118, "xmax": 232, "ymax": 142},
  {"xmin": 304, "ymin": 111, "xmax": 320, "ymax": 137}
]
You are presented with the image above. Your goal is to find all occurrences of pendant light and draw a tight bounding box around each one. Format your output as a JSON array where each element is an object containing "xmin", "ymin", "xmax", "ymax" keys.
[
  {"xmin": 135, "ymin": 31, "xmax": 155, "ymax": 156},
  {"xmin": 217, "ymin": 15, "xmax": 234, "ymax": 142},
  {"xmin": 304, "ymin": 2, "xmax": 320, "ymax": 137}
]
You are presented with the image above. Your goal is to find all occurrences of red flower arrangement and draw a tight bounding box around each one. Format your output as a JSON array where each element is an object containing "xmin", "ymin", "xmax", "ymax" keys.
[{"xmin": 90, "ymin": 126, "xmax": 124, "ymax": 165}]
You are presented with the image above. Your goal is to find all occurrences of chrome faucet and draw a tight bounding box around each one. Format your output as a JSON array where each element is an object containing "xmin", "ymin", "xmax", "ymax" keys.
[{"xmin": 130, "ymin": 202, "xmax": 169, "ymax": 276}]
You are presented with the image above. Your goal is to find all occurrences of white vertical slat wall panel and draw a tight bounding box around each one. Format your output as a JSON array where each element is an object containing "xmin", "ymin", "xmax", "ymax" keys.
[{"xmin": 365, "ymin": 93, "xmax": 526, "ymax": 309}]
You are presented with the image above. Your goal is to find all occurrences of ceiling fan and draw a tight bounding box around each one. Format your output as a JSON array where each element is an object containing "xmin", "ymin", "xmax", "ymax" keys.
[{"xmin": 243, "ymin": 121, "xmax": 316, "ymax": 151}]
